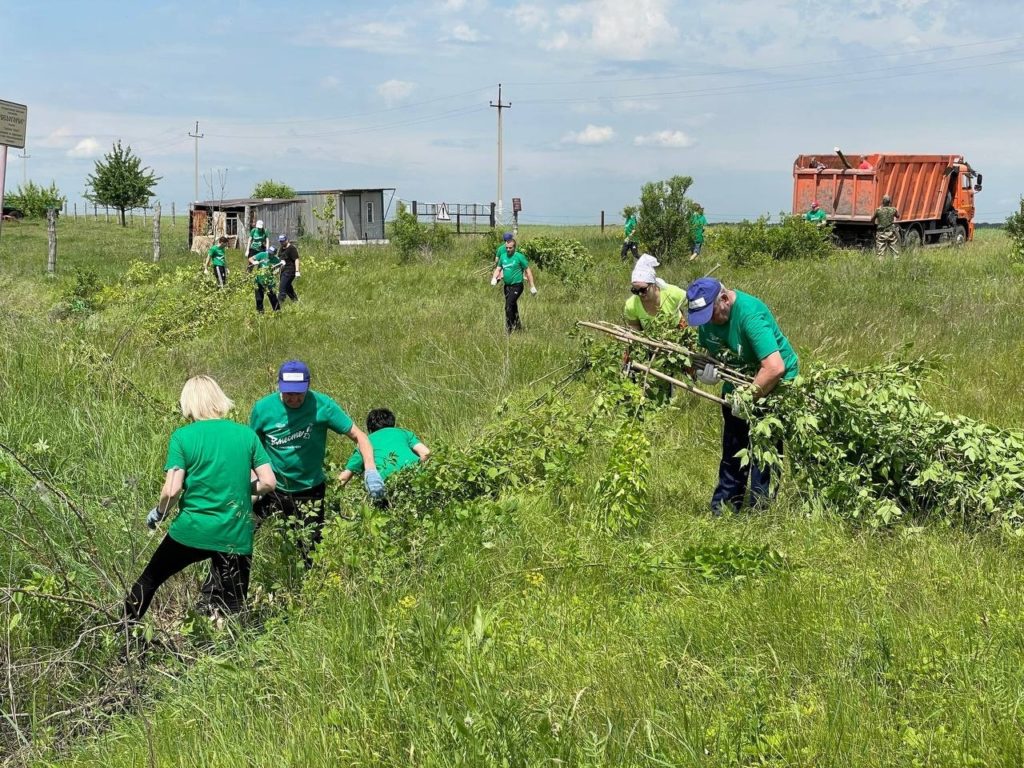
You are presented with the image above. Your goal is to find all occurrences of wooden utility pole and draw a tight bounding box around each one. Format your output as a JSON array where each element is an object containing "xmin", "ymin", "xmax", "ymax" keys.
[
  {"xmin": 16, "ymin": 148, "xmax": 29, "ymax": 185},
  {"xmin": 46, "ymin": 208, "xmax": 57, "ymax": 274},
  {"xmin": 152, "ymin": 202, "xmax": 161, "ymax": 262},
  {"xmin": 189, "ymin": 122, "xmax": 204, "ymax": 203},
  {"xmin": 489, "ymin": 84, "xmax": 511, "ymax": 224}
]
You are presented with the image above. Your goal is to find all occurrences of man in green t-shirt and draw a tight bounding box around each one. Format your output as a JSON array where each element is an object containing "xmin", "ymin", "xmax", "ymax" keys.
[
  {"xmin": 248, "ymin": 246, "xmax": 281, "ymax": 313},
  {"xmin": 804, "ymin": 202, "xmax": 827, "ymax": 227},
  {"xmin": 338, "ymin": 408, "xmax": 431, "ymax": 507},
  {"xmin": 495, "ymin": 232, "xmax": 515, "ymax": 261},
  {"xmin": 689, "ymin": 206, "xmax": 708, "ymax": 261},
  {"xmin": 247, "ymin": 218, "xmax": 268, "ymax": 263},
  {"xmin": 873, "ymin": 194, "xmax": 900, "ymax": 259},
  {"xmin": 490, "ymin": 242, "xmax": 538, "ymax": 333},
  {"xmin": 621, "ymin": 210, "xmax": 639, "ymax": 261},
  {"xmin": 249, "ymin": 360, "xmax": 381, "ymax": 560},
  {"xmin": 686, "ymin": 277, "xmax": 799, "ymax": 515},
  {"xmin": 204, "ymin": 236, "xmax": 229, "ymax": 287}
]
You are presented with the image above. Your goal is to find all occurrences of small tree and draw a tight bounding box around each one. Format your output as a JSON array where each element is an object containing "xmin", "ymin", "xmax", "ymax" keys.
[
  {"xmin": 312, "ymin": 194, "xmax": 341, "ymax": 243},
  {"xmin": 252, "ymin": 179, "xmax": 296, "ymax": 199},
  {"xmin": 390, "ymin": 202, "xmax": 451, "ymax": 262},
  {"xmin": 1006, "ymin": 197, "xmax": 1024, "ymax": 264},
  {"xmin": 4, "ymin": 181, "xmax": 66, "ymax": 219},
  {"xmin": 84, "ymin": 141, "xmax": 160, "ymax": 226},
  {"xmin": 636, "ymin": 175, "xmax": 698, "ymax": 260}
]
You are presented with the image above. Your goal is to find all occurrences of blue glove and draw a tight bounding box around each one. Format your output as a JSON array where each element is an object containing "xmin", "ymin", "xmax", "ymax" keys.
[
  {"xmin": 146, "ymin": 506, "xmax": 164, "ymax": 530},
  {"xmin": 364, "ymin": 469, "xmax": 385, "ymax": 499}
]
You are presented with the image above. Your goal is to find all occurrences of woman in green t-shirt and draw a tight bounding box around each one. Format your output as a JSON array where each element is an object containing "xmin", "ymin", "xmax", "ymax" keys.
[{"xmin": 124, "ymin": 376, "xmax": 277, "ymax": 621}]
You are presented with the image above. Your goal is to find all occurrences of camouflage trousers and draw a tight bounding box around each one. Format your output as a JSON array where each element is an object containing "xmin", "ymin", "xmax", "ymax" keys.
[{"xmin": 876, "ymin": 230, "xmax": 900, "ymax": 259}]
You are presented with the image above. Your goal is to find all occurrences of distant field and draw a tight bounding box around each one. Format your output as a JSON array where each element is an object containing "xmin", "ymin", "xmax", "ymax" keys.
[{"xmin": 3, "ymin": 218, "xmax": 1024, "ymax": 766}]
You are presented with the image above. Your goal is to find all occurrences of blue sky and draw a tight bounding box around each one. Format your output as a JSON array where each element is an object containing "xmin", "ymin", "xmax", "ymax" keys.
[{"xmin": 2, "ymin": 0, "xmax": 1023, "ymax": 223}]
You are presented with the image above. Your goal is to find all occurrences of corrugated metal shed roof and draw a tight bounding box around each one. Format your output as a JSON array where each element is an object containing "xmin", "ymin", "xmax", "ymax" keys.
[
  {"xmin": 193, "ymin": 198, "xmax": 305, "ymax": 207},
  {"xmin": 295, "ymin": 188, "xmax": 395, "ymax": 195}
]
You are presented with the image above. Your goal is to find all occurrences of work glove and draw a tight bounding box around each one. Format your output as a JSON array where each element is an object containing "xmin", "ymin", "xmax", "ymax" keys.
[
  {"xmin": 728, "ymin": 391, "xmax": 753, "ymax": 421},
  {"xmin": 490, "ymin": 277, "xmax": 498, "ymax": 286},
  {"xmin": 697, "ymin": 363, "xmax": 720, "ymax": 385},
  {"xmin": 146, "ymin": 506, "xmax": 164, "ymax": 530},
  {"xmin": 295, "ymin": 271, "xmax": 301, "ymax": 277},
  {"xmin": 364, "ymin": 469, "xmax": 385, "ymax": 500},
  {"xmin": 530, "ymin": 286, "xmax": 538, "ymax": 296}
]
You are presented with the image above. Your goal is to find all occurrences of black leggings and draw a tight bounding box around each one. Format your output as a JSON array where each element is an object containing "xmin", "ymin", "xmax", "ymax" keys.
[
  {"xmin": 213, "ymin": 264, "xmax": 227, "ymax": 287},
  {"xmin": 125, "ymin": 535, "xmax": 250, "ymax": 621}
]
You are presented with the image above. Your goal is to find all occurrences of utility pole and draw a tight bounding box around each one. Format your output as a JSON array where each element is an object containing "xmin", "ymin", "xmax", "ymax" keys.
[
  {"xmin": 16, "ymin": 148, "xmax": 30, "ymax": 185},
  {"xmin": 489, "ymin": 83, "xmax": 511, "ymax": 223},
  {"xmin": 188, "ymin": 121, "xmax": 204, "ymax": 202}
]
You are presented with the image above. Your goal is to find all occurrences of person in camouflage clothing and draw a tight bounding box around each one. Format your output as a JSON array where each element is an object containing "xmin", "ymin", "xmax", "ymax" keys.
[
  {"xmin": 873, "ymin": 195, "xmax": 900, "ymax": 259},
  {"xmin": 249, "ymin": 245, "xmax": 281, "ymax": 313}
]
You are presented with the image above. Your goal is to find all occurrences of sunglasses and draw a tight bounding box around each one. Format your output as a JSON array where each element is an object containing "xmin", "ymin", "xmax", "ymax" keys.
[{"xmin": 630, "ymin": 285, "xmax": 651, "ymax": 296}]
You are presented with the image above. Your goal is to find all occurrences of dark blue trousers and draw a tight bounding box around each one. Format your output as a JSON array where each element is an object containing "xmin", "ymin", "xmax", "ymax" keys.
[{"xmin": 710, "ymin": 404, "xmax": 780, "ymax": 514}]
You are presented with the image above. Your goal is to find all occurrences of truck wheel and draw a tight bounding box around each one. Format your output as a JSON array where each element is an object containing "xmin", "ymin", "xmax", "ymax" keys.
[
  {"xmin": 902, "ymin": 227, "xmax": 922, "ymax": 249},
  {"xmin": 954, "ymin": 225, "xmax": 967, "ymax": 246}
]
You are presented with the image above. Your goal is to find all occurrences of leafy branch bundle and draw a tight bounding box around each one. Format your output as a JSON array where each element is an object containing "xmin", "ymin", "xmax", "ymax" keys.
[
  {"xmin": 749, "ymin": 360, "xmax": 1024, "ymax": 529},
  {"xmin": 518, "ymin": 236, "xmax": 593, "ymax": 282}
]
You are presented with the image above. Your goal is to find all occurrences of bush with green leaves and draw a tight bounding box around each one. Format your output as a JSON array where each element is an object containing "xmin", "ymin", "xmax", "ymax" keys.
[
  {"xmin": 390, "ymin": 202, "xmax": 453, "ymax": 262},
  {"xmin": 518, "ymin": 236, "xmax": 593, "ymax": 282},
  {"xmin": 749, "ymin": 359, "xmax": 1024, "ymax": 529},
  {"xmin": 635, "ymin": 175, "xmax": 699, "ymax": 261},
  {"xmin": 714, "ymin": 213, "xmax": 834, "ymax": 267},
  {"xmin": 251, "ymin": 179, "xmax": 296, "ymax": 199},
  {"xmin": 4, "ymin": 181, "xmax": 66, "ymax": 219},
  {"xmin": 1006, "ymin": 197, "xmax": 1024, "ymax": 263}
]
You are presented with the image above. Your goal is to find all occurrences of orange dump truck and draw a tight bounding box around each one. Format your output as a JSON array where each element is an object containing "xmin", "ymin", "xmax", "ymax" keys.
[{"xmin": 792, "ymin": 151, "xmax": 983, "ymax": 246}]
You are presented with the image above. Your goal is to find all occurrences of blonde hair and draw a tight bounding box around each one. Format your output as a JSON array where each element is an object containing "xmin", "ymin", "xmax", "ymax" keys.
[{"xmin": 179, "ymin": 375, "xmax": 234, "ymax": 421}]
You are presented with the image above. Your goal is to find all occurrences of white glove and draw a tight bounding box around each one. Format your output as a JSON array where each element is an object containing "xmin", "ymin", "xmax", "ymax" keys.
[
  {"xmin": 490, "ymin": 277, "xmax": 498, "ymax": 286},
  {"xmin": 728, "ymin": 392, "xmax": 751, "ymax": 420},
  {"xmin": 295, "ymin": 271, "xmax": 301, "ymax": 278},
  {"xmin": 530, "ymin": 286, "xmax": 538, "ymax": 295},
  {"xmin": 697, "ymin": 363, "xmax": 721, "ymax": 385}
]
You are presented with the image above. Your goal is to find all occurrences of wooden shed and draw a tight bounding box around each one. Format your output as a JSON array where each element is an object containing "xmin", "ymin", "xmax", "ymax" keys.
[
  {"xmin": 296, "ymin": 188, "xmax": 395, "ymax": 244},
  {"xmin": 188, "ymin": 198, "xmax": 306, "ymax": 253}
]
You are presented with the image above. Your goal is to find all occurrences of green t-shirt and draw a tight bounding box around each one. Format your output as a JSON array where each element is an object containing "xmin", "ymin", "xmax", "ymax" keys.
[
  {"xmin": 697, "ymin": 290, "xmax": 799, "ymax": 393},
  {"xmin": 498, "ymin": 249, "xmax": 529, "ymax": 285},
  {"xmin": 250, "ymin": 250, "xmax": 280, "ymax": 287},
  {"xmin": 164, "ymin": 419, "xmax": 270, "ymax": 555},
  {"xmin": 345, "ymin": 427, "xmax": 421, "ymax": 480},
  {"xmin": 623, "ymin": 282, "xmax": 686, "ymax": 331},
  {"xmin": 207, "ymin": 244, "xmax": 226, "ymax": 267},
  {"xmin": 249, "ymin": 390, "xmax": 354, "ymax": 493},
  {"xmin": 874, "ymin": 206, "xmax": 898, "ymax": 232},
  {"xmin": 249, "ymin": 227, "xmax": 268, "ymax": 249},
  {"xmin": 624, "ymin": 214, "xmax": 637, "ymax": 239},
  {"xmin": 691, "ymin": 213, "xmax": 707, "ymax": 242},
  {"xmin": 805, "ymin": 208, "xmax": 827, "ymax": 223}
]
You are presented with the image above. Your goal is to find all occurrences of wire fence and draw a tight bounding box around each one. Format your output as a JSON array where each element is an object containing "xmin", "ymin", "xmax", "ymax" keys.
[{"xmin": 55, "ymin": 201, "xmax": 188, "ymax": 226}]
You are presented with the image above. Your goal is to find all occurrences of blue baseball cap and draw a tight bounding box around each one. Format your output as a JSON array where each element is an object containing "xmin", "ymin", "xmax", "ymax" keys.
[
  {"xmin": 278, "ymin": 234, "xmax": 288, "ymax": 242},
  {"xmin": 502, "ymin": 232, "xmax": 514, "ymax": 241},
  {"xmin": 686, "ymin": 278, "xmax": 722, "ymax": 326},
  {"xmin": 278, "ymin": 360, "xmax": 311, "ymax": 393}
]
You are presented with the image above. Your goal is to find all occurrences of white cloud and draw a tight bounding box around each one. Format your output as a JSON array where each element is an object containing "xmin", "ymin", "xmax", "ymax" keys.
[
  {"xmin": 450, "ymin": 23, "xmax": 484, "ymax": 42},
  {"xmin": 67, "ymin": 138, "xmax": 102, "ymax": 158},
  {"xmin": 320, "ymin": 75, "xmax": 341, "ymax": 91},
  {"xmin": 541, "ymin": 31, "xmax": 571, "ymax": 51},
  {"xmin": 38, "ymin": 126, "xmax": 74, "ymax": 149},
  {"xmin": 533, "ymin": 0, "xmax": 678, "ymax": 59},
  {"xmin": 562, "ymin": 124, "xmax": 615, "ymax": 145},
  {"xmin": 300, "ymin": 20, "xmax": 410, "ymax": 52},
  {"xmin": 376, "ymin": 79, "xmax": 416, "ymax": 106},
  {"xmin": 633, "ymin": 130, "xmax": 694, "ymax": 148},
  {"xmin": 509, "ymin": 3, "xmax": 549, "ymax": 30}
]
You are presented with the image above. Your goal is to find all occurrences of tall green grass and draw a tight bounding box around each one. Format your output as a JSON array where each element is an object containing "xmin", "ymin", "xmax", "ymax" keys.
[{"xmin": 2, "ymin": 220, "xmax": 1024, "ymax": 766}]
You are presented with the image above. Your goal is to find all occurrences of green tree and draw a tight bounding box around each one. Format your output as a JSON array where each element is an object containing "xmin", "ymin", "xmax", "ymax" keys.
[
  {"xmin": 4, "ymin": 181, "xmax": 66, "ymax": 219},
  {"xmin": 1006, "ymin": 196, "xmax": 1024, "ymax": 263},
  {"xmin": 252, "ymin": 179, "xmax": 296, "ymax": 199},
  {"xmin": 84, "ymin": 141, "xmax": 160, "ymax": 227},
  {"xmin": 636, "ymin": 175, "xmax": 698, "ymax": 260}
]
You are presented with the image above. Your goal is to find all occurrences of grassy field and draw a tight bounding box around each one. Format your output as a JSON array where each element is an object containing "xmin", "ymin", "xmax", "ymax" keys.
[{"xmin": 3, "ymin": 218, "xmax": 1024, "ymax": 766}]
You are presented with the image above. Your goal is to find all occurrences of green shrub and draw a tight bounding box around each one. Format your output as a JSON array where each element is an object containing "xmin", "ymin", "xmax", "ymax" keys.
[
  {"xmin": 519, "ymin": 236, "xmax": 593, "ymax": 282},
  {"xmin": 636, "ymin": 175, "xmax": 699, "ymax": 261},
  {"xmin": 4, "ymin": 180, "xmax": 66, "ymax": 219},
  {"xmin": 251, "ymin": 179, "xmax": 296, "ymax": 199},
  {"xmin": 715, "ymin": 213, "xmax": 833, "ymax": 267},
  {"xmin": 1006, "ymin": 197, "xmax": 1024, "ymax": 264},
  {"xmin": 390, "ymin": 202, "xmax": 452, "ymax": 262}
]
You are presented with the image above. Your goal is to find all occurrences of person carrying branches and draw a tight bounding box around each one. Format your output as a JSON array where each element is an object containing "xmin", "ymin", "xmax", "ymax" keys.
[
  {"xmin": 685, "ymin": 277, "xmax": 799, "ymax": 515},
  {"xmin": 249, "ymin": 245, "xmax": 281, "ymax": 313}
]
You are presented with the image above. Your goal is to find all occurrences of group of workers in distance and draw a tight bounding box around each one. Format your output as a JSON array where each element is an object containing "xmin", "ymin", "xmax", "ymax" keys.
[
  {"xmin": 202, "ymin": 219, "xmax": 302, "ymax": 312},
  {"xmin": 620, "ymin": 207, "xmax": 708, "ymax": 264},
  {"xmin": 125, "ymin": 361, "xmax": 430, "ymax": 623},
  {"xmin": 804, "ymin": 197, "xmax": 902, "ymax": 259}
]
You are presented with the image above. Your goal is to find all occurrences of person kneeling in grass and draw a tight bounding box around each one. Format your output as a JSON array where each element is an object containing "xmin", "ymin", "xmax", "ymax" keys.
[
  {"xmin": 338, "ymin": 408, "xmax": 430, "ymax": 506},
  {"xmin": 124, "ymin": 375, "xmax": 276, "ymax": 622}
]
